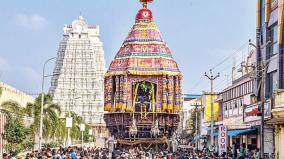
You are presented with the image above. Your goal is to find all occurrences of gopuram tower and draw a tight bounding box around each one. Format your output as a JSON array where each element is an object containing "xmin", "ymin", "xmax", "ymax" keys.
[
  {"xmin": 50, "ymin": 16, "xmax": 105, "ymax": 125},
  {"xmin": 104, "ymin": 0, "xmax": 182, "ymax": 146}
]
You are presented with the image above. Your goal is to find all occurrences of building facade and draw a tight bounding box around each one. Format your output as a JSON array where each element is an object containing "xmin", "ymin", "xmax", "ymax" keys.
[
  {"xmin": 256, "ymin": 0, "xmax": 284, "ymax": 158},
  {"xmin": 220, "ymin": 50, "xmax": 260, "ymax": 151},
  {"xmin": 0, "ymin": 81, "xmax": 34, "ymax": 107},
  {"xmin": 182, "ymin": 94, "xmax": 202, "ymax": 130},
  {"xmin": 0, "ymin": 81, "xmax": 34, "ymax": 157},
  {"xmin": 49, "ymin": 16, "xmax": 105, "ymax": 125},
  {"xmin": 200, "ymin": 92, "xmax": 220, "ymax": 149}
]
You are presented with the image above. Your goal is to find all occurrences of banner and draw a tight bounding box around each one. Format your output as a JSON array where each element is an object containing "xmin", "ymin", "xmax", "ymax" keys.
[
  {"xmin": 218, "ymin": 125, "xmax": 227, "ymax": 156},
  {"xmin": 203, "ymin": 94, "xmax": 219, "ymax": 122}
]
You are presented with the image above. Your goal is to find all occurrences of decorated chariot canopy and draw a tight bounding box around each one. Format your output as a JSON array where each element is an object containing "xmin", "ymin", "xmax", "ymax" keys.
[{"xmin": 104, "ymin": 0, "xmax": 183, "ymax": 115}]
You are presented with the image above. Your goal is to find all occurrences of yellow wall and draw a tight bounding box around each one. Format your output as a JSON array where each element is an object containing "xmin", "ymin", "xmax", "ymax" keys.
[
  {"xmin": 0, "ymin": 81, "xmax": 34, "ymax": 107},
  {"xmin": 203, "ymin": 94, "xmax": 219, "ymax": 122}
]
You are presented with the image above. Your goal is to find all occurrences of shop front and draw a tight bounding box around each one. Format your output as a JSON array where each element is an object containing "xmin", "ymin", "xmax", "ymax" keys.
[
  {"xmin": 222, "ymin": 115, "xmax": 256, "ymax": 150},
  {"xmin": 227, "ymin": 128, "xmax": 258, "ymax": 150},
  {"xmin": 244, "ymin": 103, "xmax": 274, "ymax": 155}
]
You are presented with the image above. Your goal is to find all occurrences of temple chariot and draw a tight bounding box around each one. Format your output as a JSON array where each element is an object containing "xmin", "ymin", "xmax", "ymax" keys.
[{"xmin": 104, "ymin": 0, "xmax": 183, "ymax": 147}]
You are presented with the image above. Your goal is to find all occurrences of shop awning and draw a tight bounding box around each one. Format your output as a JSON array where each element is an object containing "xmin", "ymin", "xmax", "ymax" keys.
[
  {"xmin": 266, "ymin": 117, "xmax": 284, "ymax": 125},
  {"xmin": 228, "ymin": 128, "xmax": 257, "ymax": 136}
]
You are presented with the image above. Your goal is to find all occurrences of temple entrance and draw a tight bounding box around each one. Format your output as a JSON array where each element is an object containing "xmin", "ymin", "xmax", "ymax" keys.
[{"xmin": 132, "ymin": 81, "xmax": 157, "ymax": 112}]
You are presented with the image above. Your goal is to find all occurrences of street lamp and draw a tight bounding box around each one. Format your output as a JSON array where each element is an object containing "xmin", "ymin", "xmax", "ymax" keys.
[{"xmin": 39, "ymin": 57, "xmax": 57, "ymax": 151}]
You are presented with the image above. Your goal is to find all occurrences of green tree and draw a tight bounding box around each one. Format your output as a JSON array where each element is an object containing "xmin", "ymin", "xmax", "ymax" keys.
[
  {"xmin": 1, "ymin": 101, "xmax": 27, "ymax": 117},
  {"xmin": 83, "ymin": 124, "xmax": 93, "ymax": 142},
  {"xmin": 4, "ymin": 117, "xmax": 33, "ymax": 155},
  {"xmin": 58, "ymin": 112, "xmax": 93, "ymax": 144},
  {"xmin": 70, "ymin": 112, "xmax": 83, "ymax": 142},
  {"xmin": 54, "ymin": 118, "xmax": 67, "ymax": 143},
  {"xmin": 28, "ymin": 94, "xmax": 61, "ymax": 139},
  {"xmin": 189, "ymin": 108, "xmax": 201, "ymax": 136}
]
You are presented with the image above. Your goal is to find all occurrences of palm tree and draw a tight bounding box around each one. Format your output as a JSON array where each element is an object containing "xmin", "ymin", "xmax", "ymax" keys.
[
  {"xmin": 54, "ymin": 118, "xmax": 67, "ymax": 142},
  {"xmin": 28, "ymin": 94, "xmax": 61, "ymax": 139},
  {"xmin": 70, "ymin": 112, "xmax": 84, "ymax": 143},
  {"xmin": 1, "ymin": 94, "xmax": 61, "ymax": 139},
  {"xmin": 0, "ymin": 100, "xmax": 25, "ymax": 118}
]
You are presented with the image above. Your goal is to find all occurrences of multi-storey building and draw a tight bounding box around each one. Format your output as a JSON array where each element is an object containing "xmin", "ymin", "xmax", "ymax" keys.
[
  {"xmin": 256, "ymin": 0, "xmax": 284, "ymax": 158},
  {"xmin": 219, "ymin": 49, "xmax": 275, "ymax": 154},
  {"xmin": 182, "ymin": 94, "xmax": 202, "ymax": 130},
  {"xmin": 220, "ymin": 50, "xmax": 260, "ymax": 151},
  {"xmin": 178, "ymin": 94, "xmax": 202, "ymax": 148},
  {"xmin": 49, "ymin": 16, "xmax": 105, "ymax": 125}
]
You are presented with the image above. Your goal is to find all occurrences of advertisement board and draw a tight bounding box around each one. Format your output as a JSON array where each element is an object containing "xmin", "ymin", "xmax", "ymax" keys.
[
  {"xmin": 218, "ymin": 125, "xmax": 227, "ymax": 156},
  {"xmin": 203, "ymin": 94, "xmax": 219, "ymax": 122},
  {"xmin": 244, "ymin": 104, "xmax": 261, "ymax": 123}
]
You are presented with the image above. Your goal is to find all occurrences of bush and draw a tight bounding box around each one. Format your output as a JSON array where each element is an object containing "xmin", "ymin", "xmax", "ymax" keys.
[{"xmin": 46, "ymin": 141, "xmax": 62, "ymax": 148}]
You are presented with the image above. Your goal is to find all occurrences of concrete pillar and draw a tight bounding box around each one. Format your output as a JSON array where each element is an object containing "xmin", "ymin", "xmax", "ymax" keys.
[
  {"xmin": 245, "ymin": 135, "xmax": 248, "ymax": 149},
  {"xmin": 274, "ymin": 125, "xmax": 279, "ymax": 159},
  {"xmin": 280, "ymin": 126, "xmax": 284, "ymax": 159},
  {"xmin": 257, "ymin": 132, "xmax": 261, "ymax": 149}
]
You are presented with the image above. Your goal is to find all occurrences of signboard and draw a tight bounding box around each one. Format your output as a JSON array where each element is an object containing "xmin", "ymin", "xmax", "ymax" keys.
[
  {"xmin": 264, "ymin": 100, "xmax": 271, "ymax": 119},
  {"xmin": 80, "ymin": 123, "xmax": 85, "ymax": 131},
  {"xmin": 244, "ymin": 100, "xmax": 271, "ymax": 123},
  {"xmin": 88, "ymin": 129, "xmax": 93, "ymax": 135},
  {"xmin": 218, "ymin": 126, "xmax": 227, "ymax": 156},
  {"xmin": 66, "ymin": 117, "xmax": 73, "ymax": 128},
  {"xmin": 244, "ymin": 104, "xmax": 261, "ymax": 123},
  {"xmin": 203, "ymin": 94, "xmax": 219, "ymax": 122}
]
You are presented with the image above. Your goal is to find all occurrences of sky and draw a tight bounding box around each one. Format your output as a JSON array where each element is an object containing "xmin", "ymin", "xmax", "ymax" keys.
[{"xmin": 0, "ymin": 0, "xmax": 257, "ymax": 96}]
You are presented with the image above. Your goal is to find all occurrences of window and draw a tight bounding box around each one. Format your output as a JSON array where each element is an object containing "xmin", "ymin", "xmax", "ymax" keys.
[
  {"xmin": 239, "ymin": 98, "xmax": 243, "ymax": 115},
  {"xmin": 267, "ymin": 24, "xmax": 278, "ymax": 58},
  {"xmin": 266, "ymin": 71, "xmax": 277, "ymax": 98},
  {"xmin": 246, "ymin": 82, "xmax": 250, "ymax": 94},
  {"xmin": 224, "ymin": 103, "xmax": 228, "ymax": 118}
]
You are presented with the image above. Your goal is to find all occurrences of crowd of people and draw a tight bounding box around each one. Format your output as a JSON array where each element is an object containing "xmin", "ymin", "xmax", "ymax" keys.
[
  {"xmin": 1, "ymin": 145, "xmax": 267, "ymax": 159},
  {"xmin": 3, "ymin": 147, "xmax": 111, "ymax": 159}
]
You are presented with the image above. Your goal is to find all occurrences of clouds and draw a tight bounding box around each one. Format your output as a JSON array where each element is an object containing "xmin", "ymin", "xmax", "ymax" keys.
[
  {"xmin": 0, "ymin": 56, "xmax": 10, "ymax": 72},
  {"xmin": 19, "ymin": 66, "xmax": 40, "ymax": 82},
  {"xmin": 14, "ymin": 13, "xmax": 47, "ymax": 31},
  {"xmin": 0, "ymin": 55, "xmax": 40, "ymax": 93}
]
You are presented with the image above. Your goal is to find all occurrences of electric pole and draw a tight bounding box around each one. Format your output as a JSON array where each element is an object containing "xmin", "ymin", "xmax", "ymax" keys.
[
  {"xmin": 191, "ymin": 102, "xmax": 202, "ymax": 150},
  {"xmin": 249, "ymin": 37, "xmax": 270, "ymax": 158},
  {"xmin": 205, "ymin": 69, "xmax": 220, "ymax": 147}
]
